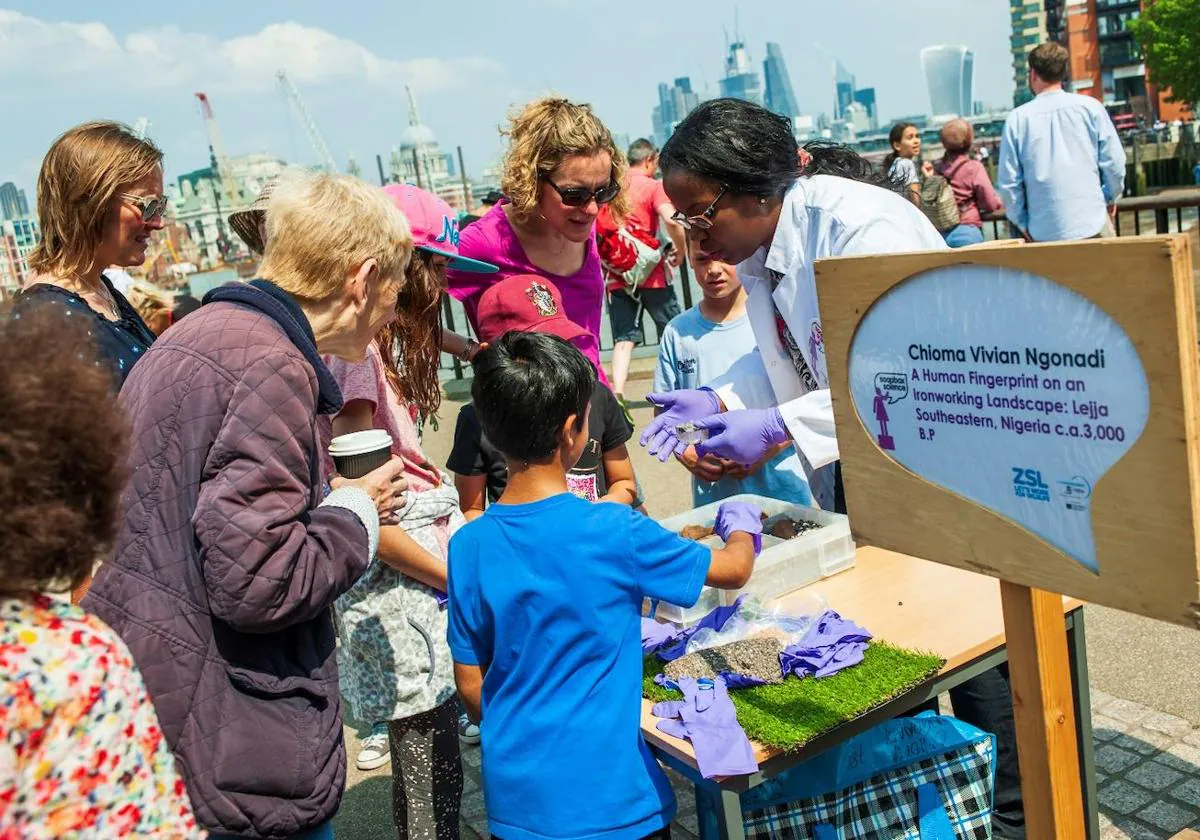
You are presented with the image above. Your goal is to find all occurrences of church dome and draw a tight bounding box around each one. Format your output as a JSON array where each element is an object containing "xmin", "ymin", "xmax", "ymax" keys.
[{"xmin": 401, "ymin": 123, "xmax": 437, "ymax": 148}]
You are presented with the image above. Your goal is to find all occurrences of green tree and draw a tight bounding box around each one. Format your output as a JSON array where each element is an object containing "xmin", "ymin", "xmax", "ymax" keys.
[{"xmin": 1129, "ymin": 0, "xmax": 1200, "ymax": 107}]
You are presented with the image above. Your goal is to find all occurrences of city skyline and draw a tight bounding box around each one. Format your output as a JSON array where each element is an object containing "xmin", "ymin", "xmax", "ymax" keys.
[{"xmin": 0, "ymin": 2, "xmax": 1014, "ymax": 201}]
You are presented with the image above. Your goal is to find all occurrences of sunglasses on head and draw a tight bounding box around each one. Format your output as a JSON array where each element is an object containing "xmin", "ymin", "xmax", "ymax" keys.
[
  {"xmin": 120, "ymin": 193, "xmax": 169, "ymax": 222},
  {"xmin": 541, "ymin": 177, "xmax": 620, "ymax": 208}
]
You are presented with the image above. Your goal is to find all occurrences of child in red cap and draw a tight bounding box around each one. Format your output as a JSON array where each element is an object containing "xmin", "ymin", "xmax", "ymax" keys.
[{"xmin": 446, "ymin": 274, "xmax": 638, "ymax": 516}]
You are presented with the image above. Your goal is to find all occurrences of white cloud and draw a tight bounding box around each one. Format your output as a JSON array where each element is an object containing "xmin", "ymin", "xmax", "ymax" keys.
[{"xmin": 0, "ymin": 11, "xmax": 503, "ymax": 97}]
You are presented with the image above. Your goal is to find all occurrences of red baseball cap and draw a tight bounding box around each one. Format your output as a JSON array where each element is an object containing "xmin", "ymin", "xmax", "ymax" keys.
[
  {"xmin": 381, "ymin": 183, "xmax": 497, "ymax": 273},
  {"xmin": 476, "ymin": 275, "xmax": 590, "ymax": 346}
]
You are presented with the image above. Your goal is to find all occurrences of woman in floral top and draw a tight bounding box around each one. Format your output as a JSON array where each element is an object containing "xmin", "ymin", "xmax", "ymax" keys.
[{"xmin": 0, "ymin": 307, "xmax": 202, "ymax": 838}]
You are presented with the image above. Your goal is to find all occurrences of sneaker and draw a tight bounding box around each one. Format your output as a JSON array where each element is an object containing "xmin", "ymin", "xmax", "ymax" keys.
[
  {"xmin": 355, "ymin": 723, "xmax": 390, "ymax": 770},
  {"xmin": 459, "ymin": 713, "xmax": 481, "ymax": 746}
]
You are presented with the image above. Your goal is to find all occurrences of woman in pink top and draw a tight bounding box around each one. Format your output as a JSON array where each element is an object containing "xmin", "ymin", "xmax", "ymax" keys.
[
  {"xmin": 934, "ymin": 119, "xmax": 1005, "ymax": 248},
  {"xmin": 447, "ymin": 97, "xmax": 628, "ymax": 382}
]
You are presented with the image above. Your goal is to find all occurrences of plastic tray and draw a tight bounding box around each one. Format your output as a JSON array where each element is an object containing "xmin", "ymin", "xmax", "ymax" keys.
[{"xmin": 654, "ymin": 494, "xmax": 856, "ymax": 618}]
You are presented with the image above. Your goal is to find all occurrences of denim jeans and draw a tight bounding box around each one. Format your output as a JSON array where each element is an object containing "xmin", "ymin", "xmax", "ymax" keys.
[
  {"xmin": 944, "ymin": 224, "xmax": 984, "ymax": 248},
  {"xmin": 210, "ymin": 823, "xmax": 333, "ymax": 840}
]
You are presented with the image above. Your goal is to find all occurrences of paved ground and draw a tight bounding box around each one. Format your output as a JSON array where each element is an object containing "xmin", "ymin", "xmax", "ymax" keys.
[{"xmin": 332, "ymin": 371, "xmax": 1200, "ymax": 839}]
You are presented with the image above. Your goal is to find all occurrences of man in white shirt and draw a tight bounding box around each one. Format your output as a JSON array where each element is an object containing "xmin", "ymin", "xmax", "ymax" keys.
[{"xmin": 997, "ymin": 42, "xmax": 1126, "ymax": 242}]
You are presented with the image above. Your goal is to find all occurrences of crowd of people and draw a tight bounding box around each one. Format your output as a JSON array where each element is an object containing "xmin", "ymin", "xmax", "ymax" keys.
[{"xmin": 0, "ymin": 36, "xmax": 1127, "ymax": 840}]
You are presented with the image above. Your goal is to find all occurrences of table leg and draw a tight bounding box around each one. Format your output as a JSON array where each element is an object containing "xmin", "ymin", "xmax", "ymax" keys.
[
  {"xmin": 1067, "ymin": 610, "xmax": 1100, "ymax": 840},
  {"xmin": 713, "ymin": 787, "xmax": 745, "ymax": 840}
]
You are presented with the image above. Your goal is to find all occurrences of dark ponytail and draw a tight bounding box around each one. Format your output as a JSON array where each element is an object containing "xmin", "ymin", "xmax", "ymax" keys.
[{"xmin": 662, "ymin": 98, "xmax": 901, "ymax": 198}]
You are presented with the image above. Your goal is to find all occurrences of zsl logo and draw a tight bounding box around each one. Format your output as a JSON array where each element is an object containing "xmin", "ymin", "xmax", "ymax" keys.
[{"xmin": 1012, "ymin": 467, "xmax": 1050, "ymax": 502}]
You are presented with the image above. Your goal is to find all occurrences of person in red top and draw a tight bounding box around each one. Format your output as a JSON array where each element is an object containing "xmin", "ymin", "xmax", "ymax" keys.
[
  {"xmin": 934, "ymin": 119, "xmax": 1005, "ymax": 248},
  {"xmin": 604, "ymin": 139, "xmax": 687, "ymax": 407}
]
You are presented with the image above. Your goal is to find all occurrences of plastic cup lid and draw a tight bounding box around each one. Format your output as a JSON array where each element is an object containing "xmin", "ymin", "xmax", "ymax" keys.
[{"xmin": 328, "ymin": 429, "xmax": 393, "ymax": 457}]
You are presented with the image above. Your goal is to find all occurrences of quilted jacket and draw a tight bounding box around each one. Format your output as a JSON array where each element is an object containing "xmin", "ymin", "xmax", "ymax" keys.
[{"xmin": 85, "ymin": 281, "xmax": 375, "ymax": 838}]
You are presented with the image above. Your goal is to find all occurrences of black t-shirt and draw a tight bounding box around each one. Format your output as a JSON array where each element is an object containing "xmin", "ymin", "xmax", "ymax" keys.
[
  {"xmin": 446, "ymin": 381, "xmax": 633, "ymax": 504},
  {"xmin": 14, "ymin": 273, "xmax": 156, "ymax": 389}
]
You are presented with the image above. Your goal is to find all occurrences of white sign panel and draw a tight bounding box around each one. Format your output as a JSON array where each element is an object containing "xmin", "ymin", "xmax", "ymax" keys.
[{"xmin": 848, "ymin": 264, "xmax": 1150, "ymax": 572}]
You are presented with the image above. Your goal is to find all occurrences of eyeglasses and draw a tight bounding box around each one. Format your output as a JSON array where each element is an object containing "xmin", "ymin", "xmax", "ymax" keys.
[
  {"xmin": 120, "ymin": 193, "xmax": 169, "ymax": 222},
  {"xmin": 541, "ymin": 177, "xmax": 620, "ymax": 208},
  {"xmin": 671, "ymin": 185, "xmax": 729, "ymax": 231}
]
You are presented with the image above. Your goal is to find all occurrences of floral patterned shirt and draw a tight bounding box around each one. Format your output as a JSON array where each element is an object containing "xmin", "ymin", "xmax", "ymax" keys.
[{"xmin": 0, "ymin": 595, "xmax": 204, "ymax": 838}]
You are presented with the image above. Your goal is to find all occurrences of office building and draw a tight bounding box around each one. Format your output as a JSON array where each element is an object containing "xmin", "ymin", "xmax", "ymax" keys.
[
  {"xmin": 0, "ymin": 182, "xmax": 29, "ymax": 221},
  {"xmin": 652, "ymin": 77, "xmax": 700, "ymax": 146},
  {"xmin": 921, "ymin": 45, "xmax": 975, "ymax": 117},
  {"xmin": 719, "ymin": 41, "xmax": 762, "ymax": 105},
  {"xmin": 763, "ymin": 42, "xmax": 800, "ymax": 119},
  {"xmin": 0, "ymin": 217, "xmax": 39, "ymax": 291},
  {"xmin": 853, "ymin": 87, "xmax": 879, "ymax": 131},
  {"xmin": 1010, "ymin": 0, "xmax": 1050, "ymax": 105},
  {"xmin": 172, "ymin": 153, "xmax": 287, "ymax": 267},
  {"xmin": 834, "ymin": 61, "xmax": 856, "ymax": 119}
]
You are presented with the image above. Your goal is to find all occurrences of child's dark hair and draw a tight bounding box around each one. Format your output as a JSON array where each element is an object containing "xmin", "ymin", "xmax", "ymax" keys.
[
  {"xmin": 882, "ymin": 122, "xmax": 918, "ymax": 180},
  {"xmin": 471, "ymin": 331, "xmax": 593, "ymax": 462}
]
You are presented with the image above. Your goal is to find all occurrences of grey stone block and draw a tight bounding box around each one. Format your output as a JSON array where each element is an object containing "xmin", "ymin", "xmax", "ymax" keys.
[
  {"xmin": 1092, "ymin": 715, "xmax": 1124, "ymax": 741},
  {"xmin": 1140, "ymin": 710, "xmax": 1195, "ymax": 740},
  {"xmin": 1104, "ymin": 697, "xmax": 1152, "ymax": 725},
  {"xmin": 1091, "ymin": 688, "xmax": 1116, "ymax": 711},
  {"xmin": 1112, "ymin": 817, "xmax": 1170, "ymax": 839},
  {"xmin": 1171, "ymin": 776, "xmax": 1200, "ymax": 808},
  {"xmin": 1095, "ymin": 744, "xmax": 1142, "ymax": 774},
  {"xmin": 1139, "ymin": 799, "xmax": 1196, "ymax": 834},
  {"xmin": 1126, "ymin": 761, "xmax": 1184, "ymax": 792},
  {"xmin": 1113, "ymin": 732, "xmax": 1166, "ymax": 757},
  {"xmin": 1185, "ymin": 729, "xmax": 1200, "ymax": 748},
  {"xmin": 1098, "ymin": 780, "xmax": 1154, "ymax": 815},
  {"xmin": 1158, "ymin": 742, "xmax": 1200, "ymax": 773}
]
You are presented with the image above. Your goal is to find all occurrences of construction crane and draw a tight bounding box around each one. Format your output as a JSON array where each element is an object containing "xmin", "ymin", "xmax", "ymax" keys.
[
  {"xmin": 194, "ymin": 92, "xmax": 241, "ymax": 209},
  {"xmin": 194, "ymin": 92, "xmax": 241, "ymax": 262},
  {"xmin": 277, "ymin": 69, "xmax": 338, "ymax": 172}
]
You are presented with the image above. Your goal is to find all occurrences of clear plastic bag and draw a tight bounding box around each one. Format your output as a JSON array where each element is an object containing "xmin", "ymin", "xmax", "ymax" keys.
[{"xmin": 683, "ymin": 592, "xmax": 829, "ymax": 657}]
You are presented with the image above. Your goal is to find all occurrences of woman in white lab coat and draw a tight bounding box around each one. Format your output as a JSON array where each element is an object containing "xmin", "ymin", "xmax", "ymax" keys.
[
  {"xmin": 639, "ymin": 99, "xmax": 1025, "ymax": 838},
  {"xmin": 640, "ymin": 98, "xmax": 947, "ymax": 512}
]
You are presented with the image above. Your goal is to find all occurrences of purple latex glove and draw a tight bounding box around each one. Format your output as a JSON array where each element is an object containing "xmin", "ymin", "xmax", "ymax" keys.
[
  {"xmin": 642, "ymin": 618, "xmax": 681, "ymax": 656},
  {"xmin": 779, "ymin": 610, "xmax": 873, "ymax": 680},
  {"xmin": 694, "ymin": 407, "xmax": 790, "ymax": 466},
  {"xmin": 714, "ymin": 501, "xmax": 764, "ymax": 556},
  {"xmin": 668, "ymin": 677, "xmax": 759, "ymax": 778},
  {"xmin": 640, "ymin": 388, "xmax": 722, "ymax": 462},
  {"xmin": 656, "ymin": 596, "xmax": 746, "ymax": 662}
]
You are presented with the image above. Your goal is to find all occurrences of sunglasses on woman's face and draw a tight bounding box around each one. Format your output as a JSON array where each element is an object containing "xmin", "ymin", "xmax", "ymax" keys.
[
  {"xmin": 120, "ymin": 193, "xmax": 169, "ymax": 222},
  {"xmin": 542, "ymin": 177, "xmax": 621, "ymax": 208}
]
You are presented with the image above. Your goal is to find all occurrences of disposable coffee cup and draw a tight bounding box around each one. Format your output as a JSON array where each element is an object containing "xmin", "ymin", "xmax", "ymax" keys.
[{"xmin": 329, "ymin": 429, "xmax": 394, "ymax": 479}]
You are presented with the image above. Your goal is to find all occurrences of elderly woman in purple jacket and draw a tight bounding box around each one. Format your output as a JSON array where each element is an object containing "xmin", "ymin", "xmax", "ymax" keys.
[{"xmin": 85, "ymin": 169, "xmax": 412, "ymax": 840}]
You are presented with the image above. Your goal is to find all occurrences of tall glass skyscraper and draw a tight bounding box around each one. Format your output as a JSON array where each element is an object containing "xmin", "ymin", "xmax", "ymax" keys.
[
  {"xmin": 762, "ymin": 42, "xmax": 799, "ymax": 119},
  {"xmin": 651, "ymin": 77, "xmax": 700, "ymax": 146},
  {"xmin": 834, "ymin": 61, "xmax": 856, "ymax": 120},
  {"xmin": 921, "ymin": 45, "xmax": 975, "ymax": 117},
  {"xmin": 719, "ymin": 41, "xmax": 762, "ymax": 105}
]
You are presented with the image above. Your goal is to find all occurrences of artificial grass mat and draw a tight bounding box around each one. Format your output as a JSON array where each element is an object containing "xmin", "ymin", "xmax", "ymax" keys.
[{"xmin": 644, "ymin": 642, "xmax": 945, "ymax": 752}]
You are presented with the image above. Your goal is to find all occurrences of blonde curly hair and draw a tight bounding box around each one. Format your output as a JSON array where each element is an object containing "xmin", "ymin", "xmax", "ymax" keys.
[{"xmin": 500, "ymin": 97, "xmax": 629, "ymax": 224}]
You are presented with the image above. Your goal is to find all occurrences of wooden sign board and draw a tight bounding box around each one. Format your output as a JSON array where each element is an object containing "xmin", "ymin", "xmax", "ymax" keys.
[{"xmin": 815, "ymin": 236, "xmax": 1200, "ymax": 629}]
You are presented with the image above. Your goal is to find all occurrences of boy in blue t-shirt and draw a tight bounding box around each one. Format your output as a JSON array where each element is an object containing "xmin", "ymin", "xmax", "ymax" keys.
[
  {"xmin": 448, "ymin": 331, "xmax": 762, "ymax": 840},
  {"xmin": 654, "ymin": 248, "xmax": 813, "ymax": 508}
]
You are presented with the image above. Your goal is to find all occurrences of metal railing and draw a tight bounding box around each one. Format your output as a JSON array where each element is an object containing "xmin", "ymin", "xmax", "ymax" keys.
[{"xmin": 982, "ymin": 187, "xmax": 1200, "ymax": 240}]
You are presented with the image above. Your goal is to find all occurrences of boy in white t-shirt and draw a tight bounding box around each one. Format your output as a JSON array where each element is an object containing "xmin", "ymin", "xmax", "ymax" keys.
[{"xmin": 654, "ymin": 248, "xmax": 813, "ymax": 508}]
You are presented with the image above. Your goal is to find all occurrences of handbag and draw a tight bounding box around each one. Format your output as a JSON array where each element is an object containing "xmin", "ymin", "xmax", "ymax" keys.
[
  {"xmin": 696, "ymin": 712, "xmax": 996, "ymax": 840},
  {"xmin": 597, "ymin": 213, "xmax": 663, "ymax": 295},
  {"xmin": 920, "ymin": 158, "xmax": 969, "ymax": 233}
]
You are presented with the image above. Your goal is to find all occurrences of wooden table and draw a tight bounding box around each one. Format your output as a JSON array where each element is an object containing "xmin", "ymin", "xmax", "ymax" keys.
[{"xmin": 641, "ymin": 546, "xmax": 1097, "ymax": 840}]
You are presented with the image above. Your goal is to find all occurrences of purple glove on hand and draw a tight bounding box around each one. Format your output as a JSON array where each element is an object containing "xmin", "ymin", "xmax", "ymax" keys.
[
  {"xmin": 694, "ymin": 407, "xmax": 789, "ymax": 466},
  {"xmin": 640, "ymin": 388, "xmax": 722, "ymax": 462},
  {"xmin": 714, "ymin": 501, "xmax": 763, "ymax": 556}
]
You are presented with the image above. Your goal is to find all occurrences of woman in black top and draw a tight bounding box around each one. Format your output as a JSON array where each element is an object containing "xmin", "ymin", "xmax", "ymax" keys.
[{"xmin": 16, "ymin": 121, "xmax": 164, "ymax": 388}]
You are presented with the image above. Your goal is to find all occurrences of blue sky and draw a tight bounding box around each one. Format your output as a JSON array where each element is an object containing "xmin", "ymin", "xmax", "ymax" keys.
[{"xmin": 1, "ymin": 2, "xmax": 1012, "ymax": 199}]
